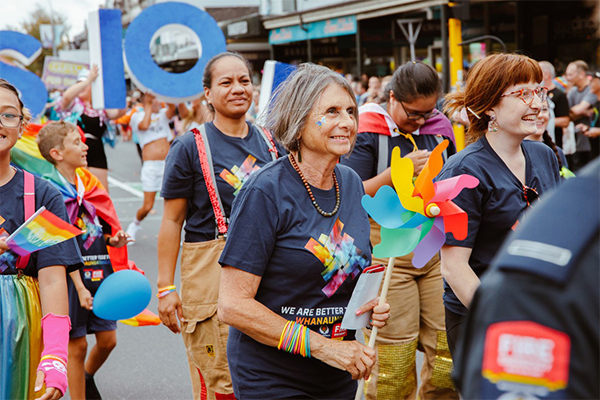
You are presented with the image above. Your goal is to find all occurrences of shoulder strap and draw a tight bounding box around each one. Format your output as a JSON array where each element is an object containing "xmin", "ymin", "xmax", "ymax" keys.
[
  {"xmin": 377, "ymin": 134, "xmax": 388, "ymax": 175},
  {"xmin": 17, "ymin": 171, "xmax": 35, "ymax": 270},
  {"xmin": 433, "ymin": 135, "xmax": 449, "ymax": 162},
  {"xmin": 191, "ymin": 126, "xmax": 228, "ymax": 237},
  {"xmin": 257, "ymin": 126, "xmax": 278, "ymax": 161}
]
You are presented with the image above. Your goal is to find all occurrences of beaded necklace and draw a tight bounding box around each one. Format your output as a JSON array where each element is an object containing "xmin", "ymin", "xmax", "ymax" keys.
[{"xmin": 289, "ymin": 153, "xmax": 340, "ymax": 218}]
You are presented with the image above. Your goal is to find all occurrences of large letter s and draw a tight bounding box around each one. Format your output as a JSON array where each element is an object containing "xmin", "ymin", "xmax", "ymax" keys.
[{"xmin": 0, "ymin": 31, "xmax": 48, "ymax": 117}]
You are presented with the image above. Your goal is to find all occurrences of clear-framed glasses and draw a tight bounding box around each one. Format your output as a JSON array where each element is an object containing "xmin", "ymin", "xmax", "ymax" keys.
[
  {"xmin": 0, "ymin": 112, "xmax": 24, "ymax": 128},
  {"xmin": 501, "ymin": 87, "xmax": 548, "ymax": 105},
  {"xmin": 399, "ymin": 101, "xmax": 439, "ymax": 121}
]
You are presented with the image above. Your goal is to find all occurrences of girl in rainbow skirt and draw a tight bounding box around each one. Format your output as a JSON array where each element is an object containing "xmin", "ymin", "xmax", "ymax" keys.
[{"xmin": 0, "ymin": 79, "xmax": 82, "ymax": 400}]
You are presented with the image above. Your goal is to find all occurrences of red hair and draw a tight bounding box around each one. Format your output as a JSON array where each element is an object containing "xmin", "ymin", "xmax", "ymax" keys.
[{"xmin": 445, "ymin": 53, "xmax": 543, "ymax": 145}]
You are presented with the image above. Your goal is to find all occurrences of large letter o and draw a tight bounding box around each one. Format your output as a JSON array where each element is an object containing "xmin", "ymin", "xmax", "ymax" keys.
[{"xmin": 124, "ymin": 2, "xmax": 226, "ymax": 103}]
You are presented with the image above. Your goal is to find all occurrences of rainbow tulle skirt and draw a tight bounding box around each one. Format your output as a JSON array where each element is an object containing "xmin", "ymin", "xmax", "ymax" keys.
[{"xmin": 0, "ymin": 274, "xmax": 43, "ymax": 400}]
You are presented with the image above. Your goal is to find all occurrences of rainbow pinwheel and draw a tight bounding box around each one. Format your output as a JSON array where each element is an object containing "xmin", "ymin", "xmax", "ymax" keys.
[{"xmin": 361, "ymin": 140, "xmax": 479, "ymax": 268}]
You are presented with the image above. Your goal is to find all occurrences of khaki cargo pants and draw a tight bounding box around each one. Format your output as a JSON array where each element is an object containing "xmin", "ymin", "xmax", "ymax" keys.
[
  {"xmin": 364, "ymin": 219, "xmax": 458, "ymax": 400},
  {"xmin": 180, "ymin": 240, "xmax": 236, "ymax": 400}
]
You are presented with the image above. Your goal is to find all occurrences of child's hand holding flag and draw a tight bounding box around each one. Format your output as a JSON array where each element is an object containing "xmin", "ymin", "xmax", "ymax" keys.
[{"xmin": 6, "ymin": 207, "xmax": 83, "ymax": 257}]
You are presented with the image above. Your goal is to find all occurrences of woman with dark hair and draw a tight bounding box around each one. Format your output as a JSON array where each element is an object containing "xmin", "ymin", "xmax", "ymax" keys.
[
  {"xmin": 0, "ymin": 79, "xmax": 83, "ymax": 400},
  {"xmin": 527, "ymin": 99, "xmax": 574, "ymax": 178},
  {"xmin": 340, "ymin": 61, "xmax": 458, "ymax": 400},
  {"xmin": 440, "ymin": 53, "xmax": 561, "ymax": 358},
  {"xmin": 156, "ymin": 52, "xmax": 281, "ymax": 399},
  {"xmin": 218, "ymin": 63, "xmax": 390, "ymax": 399},
  {"xmin": 58, "ymin": 65, "xmax": 126, "ymax": 191}
]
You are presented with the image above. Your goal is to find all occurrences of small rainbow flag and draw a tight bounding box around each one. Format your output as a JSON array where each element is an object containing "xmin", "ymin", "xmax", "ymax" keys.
[{"xmin": 6, "ymin": 206, "xmax": 83, "ymax": 256}]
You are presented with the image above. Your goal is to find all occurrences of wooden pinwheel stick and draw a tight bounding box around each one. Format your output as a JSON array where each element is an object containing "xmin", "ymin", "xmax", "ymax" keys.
[{"xmin": 354, "ymin": 256, "xmax": 397, "ymax": 400}]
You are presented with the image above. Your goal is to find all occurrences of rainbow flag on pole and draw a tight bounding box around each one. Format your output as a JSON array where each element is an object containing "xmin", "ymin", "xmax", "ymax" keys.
[{"xmin": 6, "ymin": 206, "xmax": 83, "ymax": 256}]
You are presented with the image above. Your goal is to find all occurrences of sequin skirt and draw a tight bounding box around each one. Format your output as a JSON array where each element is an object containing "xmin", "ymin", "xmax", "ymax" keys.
[{"xmin": 0, "ymin": 274, "xmax": 43, "ymax": 400}]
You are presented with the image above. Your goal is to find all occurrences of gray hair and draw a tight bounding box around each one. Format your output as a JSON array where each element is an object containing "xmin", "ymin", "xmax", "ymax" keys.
[
  {"xmin": 538, "ymin": 61, "xmax": 556, "ymax": 79},
  {"xmin": 265, "ymin": 63, "xmax": 357, "ymax": 152}
]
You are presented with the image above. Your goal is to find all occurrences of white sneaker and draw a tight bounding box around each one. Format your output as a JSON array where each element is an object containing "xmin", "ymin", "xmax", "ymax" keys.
[{"xmin": 126, "ymin": 221, "xmax": 141, "ymax": 244}]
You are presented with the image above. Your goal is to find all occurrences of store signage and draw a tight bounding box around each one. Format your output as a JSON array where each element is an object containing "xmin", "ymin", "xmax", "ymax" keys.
[
  {"xmin": 228, "ymin": 21, "xmax": 249, "ymax": 36},
  {"xmin": 269, "ymin": 15, "xmax": 357, "ymax": 45},
  {"xmin": 41, "ymin": 57, "xmax": 88, "ymax": 91}
]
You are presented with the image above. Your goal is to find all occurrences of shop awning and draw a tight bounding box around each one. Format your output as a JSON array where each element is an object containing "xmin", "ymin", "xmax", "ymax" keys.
[
  {"xmin": 269, "ymin": 16, "xmax": 357, "ymax": 45},
  {"xmin": 264, "ymin": 0, "xmax": 448, "ymax": 32}
]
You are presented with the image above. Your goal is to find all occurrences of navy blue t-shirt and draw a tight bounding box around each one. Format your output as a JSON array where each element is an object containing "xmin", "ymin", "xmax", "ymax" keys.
[
  {"xmin": 219, "ymin": 157, "xmax": 371, "ymax": 399},
  {"xmin": 0, "ymin": 168, "xmax": 83, "ymax": 277},
  {"xmin": 161, "ymin": 122, "xmax": 284, "ymax": 242},
  {"xmin": 72, "ymin": 209, "xmax": 113, "ymax": 295},
  {"xmin": 341, "ymin": 130, "xmax": 456, "ymax": 180},
  {"xmin": 438, "ymin": 136, "xmax": 560, "ymax": 315}
]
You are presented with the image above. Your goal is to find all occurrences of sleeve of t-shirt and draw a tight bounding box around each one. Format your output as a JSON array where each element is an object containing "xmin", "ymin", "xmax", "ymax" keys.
[
  {"xmin": 340, "ymin": 133, "xmax": 378, "ymax": 181},
  {"xmin": 159, "ymin": 108, "xmax": 172, "ymax": 122},
  {"xmin": 36, "ymin": 185, "xmax": 83, "ymax": 273},
  {"xmin": 438, "ymin": 165, "xmax": 482, "ymax": 248},
  {"xmin": 99, "ymin": 217, "xmax": 111, "ymax": 235},
  {"xmin": 161, "ymin": 135, "xmax": 196, "ymax": 199},
  {"xmin": 584, "ymin": 92, "xmax": 598, "ymax": 106},
  {"xmin": 219, "ymin": 184, "xmax": 278, "ymax": 277},
  {"xmin": 553, "ymin": 93, "xmax": 570, "ymax": 118},
  {"xmin": 129, "ymin": 110, "xmax": 144, "ymax": 131}
]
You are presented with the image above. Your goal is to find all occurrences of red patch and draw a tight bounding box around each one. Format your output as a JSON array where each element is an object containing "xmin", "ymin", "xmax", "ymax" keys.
[
  {"xmin": 92, "ymin": 270, "xmax": 104, "ymax": 281},
  {"xmin": 482, "ymin": 321, "xmax": 570, "ymax": 391},
  {"xmin": 331, "ymin": 322, "xmax": 347, "ymax": 339},
  {"xmin": 511, "ymin": 219, "xmax": 520, "ymax": 231}
]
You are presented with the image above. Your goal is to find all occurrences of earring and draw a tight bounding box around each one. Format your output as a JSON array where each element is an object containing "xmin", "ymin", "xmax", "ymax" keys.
[
  {"xmin": 297, "ymin": 138, "xmax": 302, "ymax": 163},
  {"xmin": 488, "ymin": 113, "xmax": 499, "ymax": 133}
]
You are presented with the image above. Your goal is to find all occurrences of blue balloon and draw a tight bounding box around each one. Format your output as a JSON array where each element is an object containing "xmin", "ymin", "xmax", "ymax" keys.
[{"xmin": 93, "ymin": 270, "xmax": 152, "ymax": 321}]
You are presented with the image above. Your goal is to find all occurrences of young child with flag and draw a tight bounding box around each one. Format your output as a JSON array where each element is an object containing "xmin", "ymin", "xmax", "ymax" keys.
[
  {"xmin": 37, "ymin": 120, "xmax": 131, "ymax": 400},
  {"xmin": 0, "ymin": 79, "xmax": 83, "ymax": 400}
]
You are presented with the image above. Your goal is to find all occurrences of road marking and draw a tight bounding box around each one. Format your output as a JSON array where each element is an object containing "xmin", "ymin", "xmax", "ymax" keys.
[
  {"xmin": 111, "ymin": 196, "xmax": 163, "ymax": 203},
  {"xmin": 108, "ymin": 176, "xmax": 144, "ymax": 198}
]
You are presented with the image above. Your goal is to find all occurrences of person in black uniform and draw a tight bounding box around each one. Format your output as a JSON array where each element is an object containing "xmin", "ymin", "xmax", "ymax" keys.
[{"xmin": 453, "ymin": 158, "xmax": 599, "ymax": 399}]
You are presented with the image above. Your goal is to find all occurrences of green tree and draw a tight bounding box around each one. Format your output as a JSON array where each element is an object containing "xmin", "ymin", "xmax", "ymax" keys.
[{"xmin": 9, "ymin": 3, "xmax": 71, "ymax": 76}]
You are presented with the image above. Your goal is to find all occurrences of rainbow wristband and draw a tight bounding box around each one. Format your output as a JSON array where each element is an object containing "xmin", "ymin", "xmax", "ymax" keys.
[
  {"xmin": 277, "ymin": 321, "xmax": 311, "ymax": 358},
  {"xmin": 158, "ymin": 285, "xmax": 176, "ymax": 293},
  {"xmin": 157, "ymin": 289, "xmax": 176, "ymax": 298},
  {"xmin": 40, "ymin": 354, "xmax": 67, "ymax": 367}
]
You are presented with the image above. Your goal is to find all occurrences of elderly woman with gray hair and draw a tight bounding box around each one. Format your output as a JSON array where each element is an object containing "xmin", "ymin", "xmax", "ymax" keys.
[{"xmin": 218, "ymin": 63, "xmax": 390, "ymax": 399}]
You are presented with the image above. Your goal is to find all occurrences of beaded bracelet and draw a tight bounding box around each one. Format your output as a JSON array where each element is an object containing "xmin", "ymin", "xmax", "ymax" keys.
[{"xmin": 277, "ymin": 321, "xmax": 311, "ymax": 358}]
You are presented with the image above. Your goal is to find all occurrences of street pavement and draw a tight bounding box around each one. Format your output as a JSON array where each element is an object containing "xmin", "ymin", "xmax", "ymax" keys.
[{"xmin": 64, "ymin": 139, "xmax": 192, "ymax": 400}]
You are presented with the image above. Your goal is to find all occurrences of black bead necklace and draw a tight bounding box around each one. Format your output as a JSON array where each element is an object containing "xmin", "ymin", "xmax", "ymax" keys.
[{"xmin": 289, "ymin": 153, "xmax": 340, "ymax": 218}]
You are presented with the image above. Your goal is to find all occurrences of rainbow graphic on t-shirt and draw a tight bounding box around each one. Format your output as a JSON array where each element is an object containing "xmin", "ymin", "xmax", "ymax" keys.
[
  {"xmin": 305, "ymin": 219, "xmax": 370, "ymax": 297},
  {"xmin": 76, "ymin": 212, "xmax": 103, "ymax": 250},
  {"xmin": 220, "ymin": 155, "xmax": 260, "ymax": 195}
]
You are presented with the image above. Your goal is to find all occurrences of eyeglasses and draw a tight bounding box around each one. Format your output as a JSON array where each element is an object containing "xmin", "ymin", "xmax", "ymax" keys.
[
  {"xmin": 0, "ymin": 112, "xmax": 24, "ymax": 128},
  {"xmin": 523, "ymin": 185, "xmax": 539, "ymax": 206},
  {"xmin": 501, "ymin": 87, "xmax": 548, "ymax": 105},
  {"xmin": 399, "ymin": 101, "xmax": 439, "ymax": 121}
]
